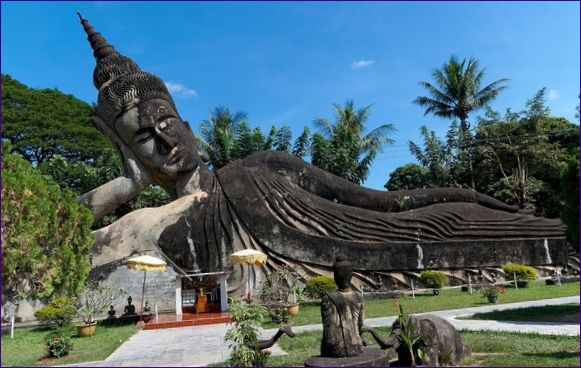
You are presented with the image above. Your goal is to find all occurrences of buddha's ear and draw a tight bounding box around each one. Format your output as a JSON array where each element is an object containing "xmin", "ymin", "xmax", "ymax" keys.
[
  {"xmin": 183, "ymin": 120, "xmax": 193, "ymax": 131},
  {"xmin": 92, "ymin": 116, "xmax": 151, "ymax": 184},
  {"xmin": 183, "ymin": 120, "xmax": 210, "ymax": 162}
]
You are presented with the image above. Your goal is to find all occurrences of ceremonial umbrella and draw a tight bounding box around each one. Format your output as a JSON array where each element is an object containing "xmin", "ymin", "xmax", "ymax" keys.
[
  {"xmin": 125, "ymin": 255, "xmax": 167, "ymax": 328},
  {"xmin": 229, "ymin": 249, "xmax": 267, "ymax": 302}
]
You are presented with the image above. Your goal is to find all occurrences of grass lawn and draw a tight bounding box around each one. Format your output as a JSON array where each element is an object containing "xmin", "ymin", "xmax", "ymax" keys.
[
  {"xmin": 459, "ymin": 303, "xmax": 580, "ymax": 322},
  {"xmin": 263, "ymin": 281, "xmax": 580, "ymax": 328},
  {"xmin": 264, "ymin": 329, "xmax": 580, "ymax": 367},
  {"xmin": 1, "ymin": 322, "xmax": 137, "ymax": 367}
]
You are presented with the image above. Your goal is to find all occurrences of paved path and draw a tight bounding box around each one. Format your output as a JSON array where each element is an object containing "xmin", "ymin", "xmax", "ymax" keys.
[{"xmin": 60, "ymin": 296, "xmax": 579, "ymax": 367}]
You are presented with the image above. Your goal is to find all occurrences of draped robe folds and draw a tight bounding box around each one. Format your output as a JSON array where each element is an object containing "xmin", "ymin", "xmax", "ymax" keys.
[{"xmin": 91, "ymin": 151, "xmax": 568, "ymax": 291}]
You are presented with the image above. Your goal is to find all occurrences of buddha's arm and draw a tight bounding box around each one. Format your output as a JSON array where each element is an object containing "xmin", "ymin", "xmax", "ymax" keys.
[
  {"xmin": 77, "ymin": 176, "xmax": 151, "ymax": 222},
  {"xmin": 77, "ymin": 116, "xmax": 154, "ymax": 222}
]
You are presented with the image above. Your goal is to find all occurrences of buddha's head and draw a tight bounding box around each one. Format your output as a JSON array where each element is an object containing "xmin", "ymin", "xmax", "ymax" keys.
[
  {"xmin": 78, "ymin": 13, "xmax": 203, "ymax": 186},
  {"xmin": 333, "ymin": 254, "xmax": 353, "ymax": 291}
]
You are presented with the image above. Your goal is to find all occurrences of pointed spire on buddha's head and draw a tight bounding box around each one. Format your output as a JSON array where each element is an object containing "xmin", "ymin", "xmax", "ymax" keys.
[{"xmin": 77, "ymin": 12, "xmax": 176, "ymax": 125}]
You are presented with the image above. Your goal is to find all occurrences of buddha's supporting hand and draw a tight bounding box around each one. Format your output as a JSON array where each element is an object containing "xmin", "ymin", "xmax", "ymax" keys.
[{"xmin": 76, "ymin": 117, "xmax": 154, "ymax": 223}]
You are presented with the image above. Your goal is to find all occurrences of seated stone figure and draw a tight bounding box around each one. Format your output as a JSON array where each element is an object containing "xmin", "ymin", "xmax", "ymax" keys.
[
  {"xmin": 122, "ymin": 296, "xmax": 136, "ymax": 316},
  {"xmin": 321, "ymin": 255, "xmax": 364, "ymax": 357},
  {"xmin": 75, "ymin": 14, "xmax": 567, "ymax": 293}
]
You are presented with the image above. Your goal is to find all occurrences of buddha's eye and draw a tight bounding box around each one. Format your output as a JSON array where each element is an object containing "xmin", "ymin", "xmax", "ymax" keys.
[{"xmin": 135, "ymin": 127, "xmax": 154, "ymax": 143}]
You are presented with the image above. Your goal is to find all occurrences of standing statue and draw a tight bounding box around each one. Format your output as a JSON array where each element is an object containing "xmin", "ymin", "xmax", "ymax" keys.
[{"xmin": 75, "ymin": 14, "xmax": 567, "ymax": 293}]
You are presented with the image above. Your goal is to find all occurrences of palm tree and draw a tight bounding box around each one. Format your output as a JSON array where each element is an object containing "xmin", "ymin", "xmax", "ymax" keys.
[
  {"xmin": 414, "ymin": 56, "xmax": 508, "ymax": 132},
  {"xmin": 199, "ymin": 106, "xmax": 247, "ymax": 170},
  {"xmin": 311, "ymin": 100, "xmax": 395, "ymax": 184},
  {"xmin": 414, "ymin": 56, "xmax": 508, "ymax": 189}
]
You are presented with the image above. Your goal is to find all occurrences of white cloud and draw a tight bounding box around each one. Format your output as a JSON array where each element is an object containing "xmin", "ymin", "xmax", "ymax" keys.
[
  {"xmin": 548, "ymin": 89, "xmax": 560, "ymax": 100},
  {"xmin": 351, "ymin": 60, "xmax": 375, "ymax": 69},
  {"xmin": 165, "ymin": 81, "xmax": 198, "ymax": 97}
]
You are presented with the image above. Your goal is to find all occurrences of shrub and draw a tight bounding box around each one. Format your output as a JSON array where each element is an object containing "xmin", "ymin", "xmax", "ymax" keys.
[
  {"xmin": 45, "ymin": 333, "xmax": 73, "ymax": 358},
  {"xmin": 480, "ymin": 284, "xmax": 506, "ymax": 298},
  {"xmin": 419, "ymin": 271, "xmax": 446, "ymax": 295},
  {"xmin": 224, "ymin": 298, "xmax": 269, "ymax": 366},
  {"xmin": 34, "ymin": 296, "xmax": 77, "ymax": 329},
  {"xmin": 305, "ymin": 276, "xmax": 337, "ymax": 299},
  {"xmin": 501, "ymin": 264, "xmax": 537, "ymax": 281},
  {"xmin": 269, "ymin": 306, "xmax": 290, "ymax": 324}
]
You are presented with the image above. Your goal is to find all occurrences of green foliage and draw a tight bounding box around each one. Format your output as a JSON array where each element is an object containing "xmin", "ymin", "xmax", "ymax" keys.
[
  {"xmin": 304, "ymin": 276, "xmax": 337, "ymax": 299},
  {"xmin": 45, "ymin": 332, "xmax": 73, "ymax": 358},
  {"xmin": 224, "ymin": 298, "xmax": 269, "ymax": 366},
  {"xmin": 34, "ymin": 296, "xmax": 77, "ymax": 329},
  {"xmin": 2, "ymin": 74, "xmax": 110, "ymax": 165},
  {"xmin": 501, "ymin": 264, "xmax": 538, "ymax": 281},
  {"xmin": 258, "ymin": 265, "xmax": 303, "ymax": 307},
  {"xmin": 199, "ymin": 105, "xmax": 303, "ymax": 170},
  {"xmin": 561, "ymin": 149, "xmax": 580, "ymax": 249},
  {"xmin": 385, "ymin": 163, "xmax": 430, "ymax": 190},
  {"xmin": 414, "ymin": 56, "xmax": 508, "ymax": 132},
  {"xmin": 292, "ymin": 126, "xmax": 311, "ymax": 158},
  {"xmin": 407, "ymin": 125, "xmax": 457, "ymax": 187},
  {"xmin": 480, "ymin": 285, "xmax": 506, "ymax": 298},
  {"xmin": 419, "ymin": 271, "xmax": 446, "ymax": 294},
  {"xmin": 311, "ymin": 100, "xmax": 395, "ymax": 184},
  {"xmin": 1, "ymin": 146, "xmax": 94, "ymax": 300},
  {"xmin": 269, "ymin": 306, "xmax": 291, "ymax": 324},
  {"xmin": 396, "ymin": 303, "xmax": 424, "ymax": 367}
]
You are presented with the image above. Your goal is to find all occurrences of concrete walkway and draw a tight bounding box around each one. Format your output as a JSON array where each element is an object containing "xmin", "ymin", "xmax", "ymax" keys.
[{"xmin": 61, "ymin": 296, "xmax": 579, "ymax": 367}]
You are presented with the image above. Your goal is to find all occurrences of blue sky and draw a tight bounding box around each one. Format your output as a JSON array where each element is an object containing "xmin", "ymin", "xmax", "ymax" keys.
[{"xmin": 2, "ymin": 1, "xmax": 579, "ymax": 190}]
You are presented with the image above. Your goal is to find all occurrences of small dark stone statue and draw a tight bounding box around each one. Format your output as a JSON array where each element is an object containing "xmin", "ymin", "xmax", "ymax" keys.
[
  {"xmin": 362, "ymin": 314, "xmax": 470, "ymax": 366},
  {"xmin": 122, "ymin": 296, "xmax": 136, "ymax": 316},
  {"xmin": 305, "ymin": 255, "xmax": 387, "ymax": 367},
  {"xmin": 107, "ymin": 305, "xmax": 116, "ymax": 318}
]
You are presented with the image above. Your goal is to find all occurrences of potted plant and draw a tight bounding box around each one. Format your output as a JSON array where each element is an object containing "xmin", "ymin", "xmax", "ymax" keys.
[
  {"xmin": 258, "ymin": 265, "xmax": 304, "ymax": 321},
  {"xmin": 480, "ymin": 284, "xmax": 505, "ymax": 304},
  {"xmin": 76, "ymin": 283, "xmax": 117, "ymax": 337},
  {"xmin": 286, "ymin": 285, "xmax": 303, "ymax": 316}
]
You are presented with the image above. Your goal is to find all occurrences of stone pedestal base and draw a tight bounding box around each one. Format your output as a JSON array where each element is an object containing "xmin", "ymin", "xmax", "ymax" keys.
[{"xmin": 305, "ymin": 348, "xmax": 388, "ymax": 367}]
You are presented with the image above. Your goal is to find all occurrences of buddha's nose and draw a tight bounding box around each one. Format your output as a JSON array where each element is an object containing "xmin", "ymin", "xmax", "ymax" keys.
[{"xmin": 155, "ymin": 129, "xmax": 178, "ymax": 155}]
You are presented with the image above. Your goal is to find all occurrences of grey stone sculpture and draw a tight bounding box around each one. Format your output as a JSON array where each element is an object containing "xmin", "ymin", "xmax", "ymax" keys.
[
  {"xmin": 320, "ymin": 255, "xmax": 365, "ymax": 357},
  {"xmin": 75, "ymin": 14, "xmax": 568, "ymax": 294},
  {"xmin": 306, "ymin": 255, "xmax": 387, "ymax": 366},
  {"xmin": 362, "ymin": 314, "xmax": 470, "ymax": 366}
]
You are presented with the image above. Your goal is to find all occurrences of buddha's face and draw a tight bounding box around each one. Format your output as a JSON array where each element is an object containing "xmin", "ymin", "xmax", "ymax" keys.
[{"xmin": 116, "ymin": 98, "xmax": 198, "ymax": 178}]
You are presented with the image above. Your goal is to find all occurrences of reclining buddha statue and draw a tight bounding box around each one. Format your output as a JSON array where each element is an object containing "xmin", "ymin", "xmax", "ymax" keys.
[{"xmin": 76, "ymin": 14, "xmax": 567, "ymax": 292}]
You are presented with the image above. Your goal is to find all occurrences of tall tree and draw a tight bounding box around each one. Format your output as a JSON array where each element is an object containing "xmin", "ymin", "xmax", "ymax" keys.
[
  {"xmin": 474, "ymin": 91, "xmax": 569, "ymax": 212},
  {"xmin": 199, "ymin": 106, "xmax": 248, "ymax": 170},
  {"xmin": 311, "ymin": 100, "xmax": 395, "ymax": 184},
  {"xmin": 385, "ymin": 163, "xmax": 430, "ymax": 191},
  {"xmin": 2, "ymin": 142, "xmax": 94, "ymax": 300},
  {"xmin": 292, "ymin": 127, "xmax": 311, "ymax": 158},
  {"xmin": 413, "ymin": 56, "xmax": 508, "ymax": 188},
  {"xmin": 2, "ymin": 74, "xmax": 110, "ymax": 165},
  {"xmin": 414, "ymin": 56, "xmax": 508, "ymax": 132},
  {"xmin": 407, "ymin": 125, "xmax": 454, "ymax": 187}
]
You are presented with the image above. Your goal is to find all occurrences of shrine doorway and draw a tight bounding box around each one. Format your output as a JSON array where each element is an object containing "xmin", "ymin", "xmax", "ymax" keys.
[{"xmin": 175, "ymin": 271, "xmax": 229, "ymax": 316}]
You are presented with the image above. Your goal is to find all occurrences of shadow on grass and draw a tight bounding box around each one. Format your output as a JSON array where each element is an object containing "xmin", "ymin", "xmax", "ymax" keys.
[{"xmin": 522, "ymin": 351, "xmax": 580, "ymax": 360}]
